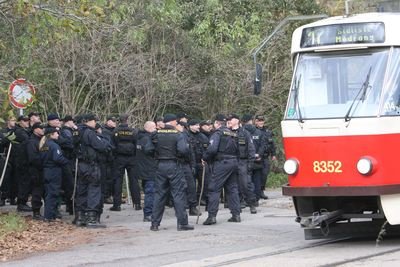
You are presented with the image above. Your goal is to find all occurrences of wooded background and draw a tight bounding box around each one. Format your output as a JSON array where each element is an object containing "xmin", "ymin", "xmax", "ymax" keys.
[{"xmin": 0, "ymin": 0, "xmax": 385, "ymax": 172}]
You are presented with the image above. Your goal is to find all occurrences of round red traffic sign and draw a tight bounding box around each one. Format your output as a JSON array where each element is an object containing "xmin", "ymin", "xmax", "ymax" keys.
[{"xmin": 8, "ymin": 79, "xmax": 36, "ymax": 109}]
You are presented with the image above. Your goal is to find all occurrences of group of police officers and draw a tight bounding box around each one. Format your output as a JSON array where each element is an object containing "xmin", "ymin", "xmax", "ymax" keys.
[{"xmin": 0, "ymin": 111, "xmax": 276, "ymax": 231}]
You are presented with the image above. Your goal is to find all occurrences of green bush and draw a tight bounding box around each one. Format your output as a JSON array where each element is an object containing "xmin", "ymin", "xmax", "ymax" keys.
[{"xmin": 266, "ymin": 172, "xmax": 288, "ymax": 188}]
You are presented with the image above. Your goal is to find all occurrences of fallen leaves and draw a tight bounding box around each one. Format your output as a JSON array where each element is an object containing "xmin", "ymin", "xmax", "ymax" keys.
[{"xmin": 0, "ymin": 214, "xmax": 93, "ymax": 262}]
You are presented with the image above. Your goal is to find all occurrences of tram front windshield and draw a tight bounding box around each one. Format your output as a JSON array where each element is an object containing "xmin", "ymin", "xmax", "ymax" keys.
[{"xmin": 285, "ymin": 48, "xmax": 400, "ymax": 120}]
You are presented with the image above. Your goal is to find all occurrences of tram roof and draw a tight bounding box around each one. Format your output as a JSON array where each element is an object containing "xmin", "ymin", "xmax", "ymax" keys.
[{"xmin": 291, "ymin": 12, "xmax": 400, "ymax": 54}]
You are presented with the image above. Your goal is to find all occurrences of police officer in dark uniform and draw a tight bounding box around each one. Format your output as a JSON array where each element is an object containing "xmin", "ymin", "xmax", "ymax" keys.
[
  {"xmin": 136, "ymin": 121, "xmax": 157, "ymax": 222},
  {"xmin": 243, "ymin": 115, "xmax": 268, "ymax": 203},
  {"xmin": 150, "ymin": 113, "xmax": 194, "ymax": 231},
  {"xmin": 26, "ymin": 123, "xmax": 45, "ymax": 220},
  {"xmin": 0, "ymin": 115, "xmax": 17, "ymax": 206},
  {"xmin": 203, "ymin": 114, "xmax": 241, "ymax": 225},
  {"xmin": 228, "ymin": 114, "xmax": 257, "ymax": 214},
  {"xmin": 75, "ymin": 114, "xmax": 109, "ymax": 228},
  {"xmin": 40, "ymin": 127, "xmax": 70, "ymax": 221},
  {"xmin": 101, "ymin": 116, "xmax": 117, "ymax": 204},
  {"xmin": 59, "ymin": 115, "xmax": 78, "ymax": 214},
  {"xmin": 14, "ymin": 115, "xmax": 32, "ymax": 212},
  {"xmin": 254, "ymin": 115, "xmax": 277, "ymax": 199},
  {"xmin": 187, "ymin": 119, "xmax": 209, "ymax": 207},
  {"xmin": 111, "ymin": 114, "xmax": 141, "ymax": 211},
  {"xmin": 176, "ymin": 121, "xmax": 201, "ymax": 216}
]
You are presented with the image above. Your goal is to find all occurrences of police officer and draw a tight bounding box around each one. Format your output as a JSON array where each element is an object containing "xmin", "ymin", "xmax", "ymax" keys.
[
  {"xmin": 39, "ymin": 127, "xmax": 70, "ymax": 221},
  {"xmin": 0, "ymin": 115, "xmax": 17, "ymax": 206},
  {"xmin": 59, "ymin": 115, "xmax": 78, "ymax": 214},
  {"xmin": 136, "ymin": 121, "xmax": 157, "ymax": 222},
  {"xmin": 187, "ymin": 119, "xmax": 209, "ymax": 207},
  {"xmin": 111, "ymin": 114, "xmax": 141, "ymax": 211},
  {"xmin": 26, "ymin": 122, "xmax": 45, "ymax": 220},
  {"xmin": 101, "ymin": 116, "xmax": 117, "ymax": 204},
  {"xmin": 254, "ymin": 115, "xmax": 277, "ymax": 199},
  {"xmin": 176, "ymin": 121, "xmax": 201, "ymax": 216},
  {"xmin": 150, "ymin": 113, "xmax": 194, "ymax": 231},
  {"xmin": 75, "ymin": 114, "xmax": 109, "ymax": 228},
  {"xmin": 228, "ymin": 114, "xmax": 257, "ymax": 214},
  {"xmin": 203, "ymin": 114, "xmax": 241, "ymax": 225},
  {"xmin": 14, "ymin": 115, "xmax": 32, "ymax": 212},
  {"xmin": 243, "ymin": 115, "xmax": 268, "ymax": 203}
]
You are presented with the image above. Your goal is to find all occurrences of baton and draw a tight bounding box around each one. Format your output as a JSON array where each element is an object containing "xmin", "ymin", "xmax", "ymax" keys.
[
  {"xmin": 0, "ymin": 143, "xmax": 12, "ymax": 188},
  {"xmin": 196, "ymin": 165, "xmax": 206, "ymax": 224},
  {"xmin": 72, "ymin": 158, "xmax": 79, "ymax": 216},
  {"xmin": 125, "ymin": 169, "xmax": 132, "ymax": 205}
]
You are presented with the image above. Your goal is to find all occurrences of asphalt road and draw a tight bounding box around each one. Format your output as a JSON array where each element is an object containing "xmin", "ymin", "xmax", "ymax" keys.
[{"xmin": 4, "ymin": 190, "xmax": 400, "ymax": 267}]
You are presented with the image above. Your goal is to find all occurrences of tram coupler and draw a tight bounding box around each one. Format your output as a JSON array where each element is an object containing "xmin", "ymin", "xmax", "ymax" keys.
[{"xmin": 300, "ymin": 210, "xmax": 343, "ymax": 228}]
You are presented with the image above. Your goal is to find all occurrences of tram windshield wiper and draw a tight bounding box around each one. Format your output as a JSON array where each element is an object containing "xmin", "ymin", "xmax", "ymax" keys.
[
  {"xmin": 293, "ymin": 75, "xmax": 304, "ymax": 123},
  {"xmin": 344, "ymin": 67, "xmax": 372, "ymax": 122}
]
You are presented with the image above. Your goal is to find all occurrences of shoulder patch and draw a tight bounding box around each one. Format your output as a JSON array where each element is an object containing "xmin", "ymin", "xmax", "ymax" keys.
[{"xmin": 158, "ymin": 129, "xmax": 178, "ymax": 133}]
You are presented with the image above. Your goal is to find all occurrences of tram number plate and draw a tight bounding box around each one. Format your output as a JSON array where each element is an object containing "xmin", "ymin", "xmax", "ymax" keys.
[{"xmin": 313, "ymin": 161, "xmax": 342, "ymax": 173}]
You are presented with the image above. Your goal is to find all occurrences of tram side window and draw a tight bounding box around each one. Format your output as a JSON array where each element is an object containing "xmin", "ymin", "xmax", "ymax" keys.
[{"xmin": 382, "ymin": 49, "xmax": 400, "ymax": 116}]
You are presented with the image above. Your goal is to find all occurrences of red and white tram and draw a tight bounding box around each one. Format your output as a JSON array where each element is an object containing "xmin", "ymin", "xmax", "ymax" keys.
[{"xmin": 282, "ymin": 13, "xmax": 400, "ymax": 239}]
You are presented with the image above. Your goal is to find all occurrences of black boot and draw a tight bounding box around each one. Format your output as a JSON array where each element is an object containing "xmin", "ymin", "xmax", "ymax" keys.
[
  {"xmin": 0, "ymin": 198, "xmax": 5, "ymax": 207},
  {"xmin": 134, "ymin": 204, "xmax": 142, "ymax": 210},
  {"xmin": 33, "ymin": 210, "xmax": 44, "ymax": 221},
  {"xmin": 110, "ymin": 206, "xmax": 121, "ymax": 211},
  {"xmin": 73, "ymin": 211, "xmax": 87, "ymax": 227},
  {"xmin": 250, "ymin": 205, "xmax": 257, "ymax": 214},
  {"xmin": 17, "ymin": 203, "xmax": 32, "ymax": 212},
  {"xmin": 203, "ymin": 216, "xmax": 217, "ymax": 225},
  {"xmin": 177, "ymin": 224, "xmax": 194, "ymax": 231},
  {"xmin": 227, "ymin": 215, "xmax": 241, "ymax": 222},
  {"xmin": 150, "ymin": 224, "xmax": 159, "ymax": 231},
  {"xmin": 86, "ymin": 211, "xmax": 106, "ymax": 228},
  {"xmin": 260, "ymin": 191, "xmax": 269, "ymax": 199},
  {"xmin": 189, "ymin": 207, "xmax": 201, "ymax": 216}
]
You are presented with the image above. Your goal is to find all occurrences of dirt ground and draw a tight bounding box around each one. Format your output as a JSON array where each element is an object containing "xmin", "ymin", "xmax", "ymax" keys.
[{"xmin": 0, "ymin": 214, "xmax": 99, "ymax": 262}]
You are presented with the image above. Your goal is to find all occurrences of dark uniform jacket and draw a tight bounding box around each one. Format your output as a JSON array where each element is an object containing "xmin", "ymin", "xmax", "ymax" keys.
[
  {"xmin": 153, "ymin": 125, "xmax": 189, "ymax": 160},
  {"xmin": 136, "ymin": 130, "xmax": 157, "ymax": 180},
  {"xmin": 113, "ymin": 123, "xmax": 136, "ymax": 157},
  {"xmin": 41, "ymin": 139, "xmax": 70, "ymax": 168},
  {"xmin": 203, "ymin": 126, "xmax": 238, "ymax": 162},
  {"xmin": 78, "ymin": 125, "xmax": 109, "ymax": 163}
]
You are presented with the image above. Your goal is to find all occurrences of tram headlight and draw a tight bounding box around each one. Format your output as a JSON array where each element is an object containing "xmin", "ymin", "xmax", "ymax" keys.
[
  {"xmin": 284, "ymin": 158, "xmax": 299, "ymax": 175},
  {"xmin": 357, "ymin": 158, "xmax": 373, "ymax": 175}
]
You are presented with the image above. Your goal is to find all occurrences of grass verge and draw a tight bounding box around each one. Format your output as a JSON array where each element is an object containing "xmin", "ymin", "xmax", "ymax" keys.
[
  {"xmin": 0, "ymin": 213, "xmax": 27, "ymax": 240},
  {"xmin": 266, "ymin": 172, "xmax": 288, "ymax": 188}
]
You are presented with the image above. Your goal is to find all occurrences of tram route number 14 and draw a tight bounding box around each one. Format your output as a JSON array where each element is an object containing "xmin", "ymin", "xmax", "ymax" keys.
[{"xmin": 313, "ymin": 160, "xmax": 343, "ymax": 173}]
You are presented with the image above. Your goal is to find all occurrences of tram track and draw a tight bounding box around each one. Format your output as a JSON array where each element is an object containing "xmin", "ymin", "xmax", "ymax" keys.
[
  {"xmin": 318, "ymin": 247, "xmax": 400, "ymax": 267},
  {"xmin": 205, "ymin": 237, "xmax": 351, "ymax": 267}
]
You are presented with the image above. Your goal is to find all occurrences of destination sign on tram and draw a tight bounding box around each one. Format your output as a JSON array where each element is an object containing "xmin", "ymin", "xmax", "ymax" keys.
[{"xmin": 301, "ymin": 22, "xmax": 385, "ymax": 48}]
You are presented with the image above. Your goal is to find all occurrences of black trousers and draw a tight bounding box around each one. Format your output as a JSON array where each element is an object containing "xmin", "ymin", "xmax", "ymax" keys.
[
  {"xmin": 76, "ymin": 161, "xmax": 102, "ymax": 212},
  {"xmin": 30, "ymin": 168, "xmax": 44, "ymax": 212},
  {"xmin": 207, "ymin": 158, "xmax": 240, "ymax": 217},
  {"xmin": 181, "ymin": 163, "xmax": 197, "ymax": 208},
  {"xmin": 151, "ymin": 161, "xmax": 188, "ymax": 226},
  {"xmin": 113, "ymin": 155, "xmax": 140, "ymax": 207},
  {"xmin": 16, "ymin": 164, "xmax": 31, "ymax": 205},
  {"xmin": 44, "ymin": 167, "xmax": 62, "ymax": 219},
  {"xmin": 261, "ymin": 159, "xmax": 271, "ymax": 190},
  {"xmin": 237, "ymin": 160, "xmax": 257, "ymax": 206}
]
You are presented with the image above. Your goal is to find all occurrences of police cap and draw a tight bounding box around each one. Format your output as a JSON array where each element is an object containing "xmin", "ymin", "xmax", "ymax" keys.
[
  {"xmin": 28, "ymin": 112, "xmax": 41, "ymax": 118},
  {"xmin": 62, "ymin": 115, "xmax": 74, "ymax": 122},
  {"xmin": 254, "ymin": 115, "xmax": 265, "ymax": 121},
  {"xmin": 47, "ymin": 113, "xmax": 60, "ymax": 121},
  {"xmin": 188, "ymin": 119, "xmax": 200, "ymax": 126},
  {"xmin": 177, "ymin": 112, "xmax": 188, "ymax": 120},
  {"xmin": 17, "ymin": 115, "xmax": 29, "ymax": 122},
  {"xmin": 163, "ymin": 113, "xmax": 177, "ymax": 123},
  {"xmin": 241, "ymin": 114, "xmax": 253, "ymax": 123},
  {"xmin": 106, "ymin": 116, "xmax": 117, "ymax": 122},
  {"xmin": 226, "ymin": 113, "xmax": 240, "ymax": 121},
  {"xmin": 31, "ymin": 122, "xmax": 44, "ymax": 130},
  {"xmin": 199, "ymin": 120, "xmax": 212, "ymax": 126},
  {"xmin": 84, "ymin": 114, "xmax": 96, "ymax": 122},
  {"xmin": 45, "ymin": 127, "xmax": 59, "ymax": 135},
  {"xmin": 214, "ymin": 114, "xmax": 226, "ymax": 122}
]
